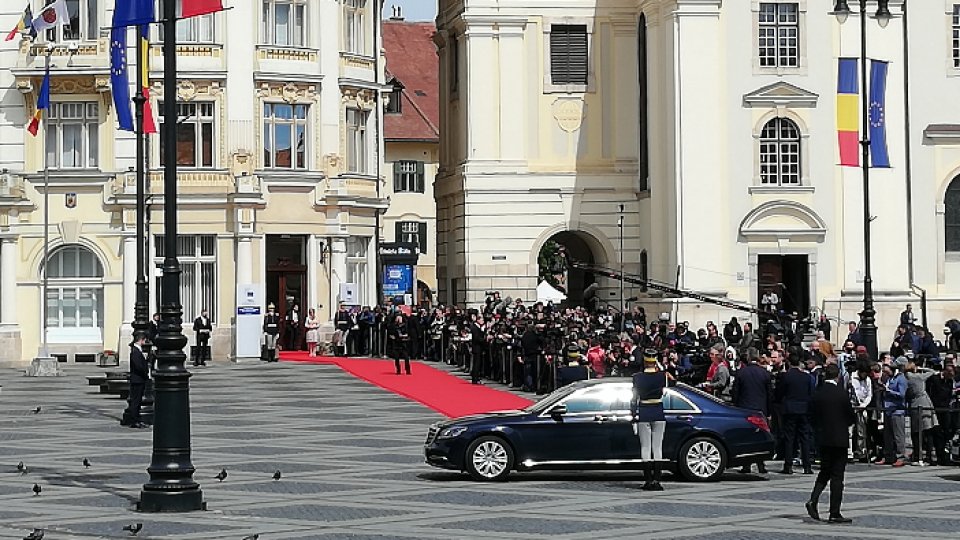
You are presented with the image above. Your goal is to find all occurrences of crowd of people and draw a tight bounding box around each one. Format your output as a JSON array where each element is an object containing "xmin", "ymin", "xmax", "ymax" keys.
[{"xmin": 323, "ymin": 294, "xmax": 960, "ymax": 468}]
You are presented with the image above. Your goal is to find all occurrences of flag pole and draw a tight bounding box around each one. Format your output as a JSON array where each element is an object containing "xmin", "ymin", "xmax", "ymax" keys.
[
  {"xmin": 41, "ymin": 44, "xmax": 52, "ymax": 360},
  {"xmin": 132, "ymin": 27, "xmax": 149, "ymax": 344}
]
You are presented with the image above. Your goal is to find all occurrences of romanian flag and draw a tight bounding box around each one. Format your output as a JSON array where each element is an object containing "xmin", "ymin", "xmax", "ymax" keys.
[
  {"xmin": 5, "ymin": 4, "xmax": 35, "ymax": 41},
  {"xmin": 27, "ymin": 65, "xmax": 51, "ymax": 137},
  {"xmin": 837, "ymin": 58, "xmax": 859, "ymax": 167},
  {"xmin": 139, "ymin": 25, "xmax": 157, "ymax": 134}
]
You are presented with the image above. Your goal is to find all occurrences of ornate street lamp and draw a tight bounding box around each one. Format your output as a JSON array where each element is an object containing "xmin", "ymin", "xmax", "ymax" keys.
[
  {"xmin": 138, "ymin": 0, "xmax": 204, "ymax": 512},
  {"xmin": 831, "ymin": 0, "xmax": 892, "ymax": 361}
]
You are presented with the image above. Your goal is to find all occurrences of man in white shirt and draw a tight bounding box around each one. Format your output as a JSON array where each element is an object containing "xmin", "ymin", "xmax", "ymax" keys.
[{"xmin": 849, "ymin": 366, "xmax": 873, "ymax": 461}]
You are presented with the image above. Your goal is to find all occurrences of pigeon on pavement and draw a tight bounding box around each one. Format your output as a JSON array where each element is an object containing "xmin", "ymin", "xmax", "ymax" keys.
[
  {"xmin": 82, "ymin": 458, "xmax": 91, "ymax": 469},
  {"xmin": 23, "ymin": 528, "xmax": 43, "ymax": 540},
  {"xmin": 32, "ymin": 484, "xmax": 41, "ymax": 496},
  {"xmin": 17, "ymin": 461, "xmax": 26, "ymax": 474},
  {"xmin": 215, "ymin": 468, "xmax": 227, "ymax": 482},
  {"xmin": 241, "ymin": 534, "xmax": 259, "ymax": 540},
  {"xmin": 32, "ymin": 406, "xmax": 41, "ymax": 414},
  {"xmin": 272, "ymin": 470, "xmax": 281, "ymax": 481},
  {"xmin": 122, "ymin": 523, "xmax": 143, "ymax": 536}
]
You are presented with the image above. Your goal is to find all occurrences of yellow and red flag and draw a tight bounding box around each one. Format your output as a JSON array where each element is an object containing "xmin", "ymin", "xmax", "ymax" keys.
[
  {"xmin": 5, "ymin": 4, "xmax": 36, "ymax": 41},
  {"xmin": 27, "ymin": 65, "xmax": 51, "ymax": 137},
  {"xmin": 836, "ymin": 58, "xmax": 859, "ymax": 167},
  {"xmin": 139, "ymin": 25, "xmax": 157, "ymax": 134}
]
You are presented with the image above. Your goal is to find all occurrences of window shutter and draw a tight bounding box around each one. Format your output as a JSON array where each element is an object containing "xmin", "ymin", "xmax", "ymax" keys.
[
  {"xmin": 551, "ymin": 25, "xmax": 588, "ymax": 85},
  {"xmin": 418, "ymin": 222, "xmax": 427, "ymax": 254},
  {"xmin": 415, "ymin": 161, "xmax": 425, "ymax": 193},
  {"xmin": 393, "ymin": 161, "xmax": 402, "ymax": 191}
]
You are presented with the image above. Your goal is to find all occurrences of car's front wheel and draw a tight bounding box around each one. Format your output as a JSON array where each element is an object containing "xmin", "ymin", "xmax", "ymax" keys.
[
  {"xmin": 465, "ymin": 436, "xmax": 514, "ymax": 481},
  {"xmin": 678, "ymin": 436, "xmax": 727, "ymax": 482}
]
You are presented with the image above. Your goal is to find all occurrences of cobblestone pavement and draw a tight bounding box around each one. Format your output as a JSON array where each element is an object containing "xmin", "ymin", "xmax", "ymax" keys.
[{"xmin": 1, "ymin": 361, "xmax": 958, "ymax": 539}]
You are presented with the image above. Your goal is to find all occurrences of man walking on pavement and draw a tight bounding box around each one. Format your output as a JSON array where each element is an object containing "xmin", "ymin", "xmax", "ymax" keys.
[
  {"xmin": 733, "ymin": 347, "xmax": 772, "ymax": 474},
  {"xmin": 806, "ymin": 363, "xmax": 857, "ymax": 524},
  {"xmin": 776, "ymin": 351, "xmax": 815, "ymax": 475}
]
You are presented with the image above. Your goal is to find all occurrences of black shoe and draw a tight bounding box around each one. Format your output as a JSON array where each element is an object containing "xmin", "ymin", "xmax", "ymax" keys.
[
  {"xmin": 405, "ymin": 371, "xmax": 412, "ymax": 375},
  {"xmin": 130, "ymin": 422, "xmax": 149, "ymax": 429},
  {"xmin": 805, "ymin": 501, "xmax": 820, "ymax": 521},
  {"xmin": 640, "ymin": 482, "xmax": 654, "ymax": 491},
  {"xmin": 739, "ymin": 466, "xmax": 751, "ymax": 474},
  {"xmin": 777, "ymin": 468, "xmax": 794, "ymax": 475},
  {"xmin": 758, "ymin": 463, "xmax": 768, "ymax": 474},
  {"xmin": 803, "ymin": 468, "xmax": 814, "ymax": 475},
  {"xmin": 649, "ymin": 482, "xmax": 664, "ymax": 491},
  {"xmin": 827, "ymin": 515, "xmax": 852, "ymax": 524}
]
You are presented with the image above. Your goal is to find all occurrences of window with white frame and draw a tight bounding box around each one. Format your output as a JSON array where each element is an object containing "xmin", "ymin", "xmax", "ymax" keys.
[
  {"xmin": 262, "ymin": 0, "xmax": 306, "ymax": 47},
  {"xmin": 46, "ymin": 0, "xmax": 98, "ymax": 42},
  {"xmin": 46, "ymin": 102, "xmax": 99, "ymax": 170},
  {"xmin": 549, "ymin": 24, "xmax": 589, "ymax": 85},
  {"xmin": 44, "ymin": 245, "xmax": 104, "ymax": 333},
  {"xmin": 393, "ymin": 160, "xmax": 424, "ymax": 193},
  {"xmin": 344, "ymin": 0, "xmax": 368, "ymax": 55},
  {"xmin": 396, "ymin": 221, "xmax": 427, "ymax": 254},
  {"xmin": 758, "ymin": 3, "xmax": 799, "ymax": 68},
  {"xmin": 346, "ymin": 237, "xmax": 369, "ymax": 306},
  {"xmin": 759, "ymin": 117, "xmax": 801, "ymax": 186},
  {"xmin": 263, "ymin": 103, "xmax": 309, "ymax": 169},
  {"xmin": 157, "ymin": 1, "xmax": 216, "ymax": 42},
  {"xmin": 952, "ymin": 5, "xmax": 960, "ymax": 69},
  {"xmin": 159, "ymin": 102, "xmax": 215, "ymax": 168},
  {"xmin": 154, "ymin": 235, "xmax": 217, "ymax": 322},
  {"xmin": 346, "ymin": 108, "xmax": 368, "ymax": 173}
]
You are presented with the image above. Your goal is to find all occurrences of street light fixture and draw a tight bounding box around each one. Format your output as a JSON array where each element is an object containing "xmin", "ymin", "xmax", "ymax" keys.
[{"xmin": 832, "ymin": 0, "xmax": 892, "ymax": 362}]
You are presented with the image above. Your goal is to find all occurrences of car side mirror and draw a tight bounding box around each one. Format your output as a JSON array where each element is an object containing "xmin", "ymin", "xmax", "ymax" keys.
[{"xmin": 549, "ymin": 404, "xmax": 567, "ymax": 417}]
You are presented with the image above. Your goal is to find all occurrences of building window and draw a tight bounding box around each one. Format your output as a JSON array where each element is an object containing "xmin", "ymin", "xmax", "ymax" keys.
[
  {"xmin": 155, "ymin": 235, "xmax": 217, "ymax": 322},
  {"xmin": 177, "ymin": 13, "xmax": 215, "ymax": 43},
  {"xmin": 549, "ymin": 24, "xmax": 588, "ymax": 85},
  {"xmin": 759, "ymin": 117, "xmax": 801, "ymax": 186},
  {"xmin": 159, "ymin": 102, "xmax": 215, "ymax": 168},
  {"xmin": 44, "ymin": 245, "xmax": 104, "ymax": 334},
  {"xmin": 449, "ymin": 35, "xmax": 459, "ymax": 93},
  {"xmin": 346, "ymin": 108, "xmax": 368, "ymax": 174},
  {"xmin": 758, "ymin": 3, "xmax": 800, "ymax": 68},
  {"xmin": 262, "ymin": 0, "xmax": 306, "ymax": 47},
  {"xmin": 953, "ymin": 5, "xmax": 960, "ymax": 69},
  {"xmin": 46, "ymin": 0, "xmax": 98, "ymax": 42},
  {"xmin": 385, "ymin": 83, "xmax": 402, "ymax": 114},
  {"xmin": 346, "ymin": 237, "xmax": 369, "ymax": 306},
  {"xmin": 946, "ymin": 176, "xmax": 960, "ymax": 252},
  {"xmin": 344, "ymin": 0, "xmax": 368, "ymax": 55},
  {"xmin": 397, "ymin": 221, "xmax": 427, "ymax": 254},
  {"xmin": 46, "ymin": 102, "xmax": 99, "ymax": 170},
  {"xmin": 263, "ymin": 103, "xmax": 308, "ymax": 170},
  {"xmin": 393, "ymin": 161, "xmax": 424, "ymax": 193}
]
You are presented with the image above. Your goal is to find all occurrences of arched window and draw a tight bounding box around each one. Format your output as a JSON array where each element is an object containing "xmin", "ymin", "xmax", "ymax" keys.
[
  {"xmin": 43, "ymin": 245, "xmax": 104, "ymax": 341},
  {"xmin": 759, "ymin": 117, "xmax": 801, "ymax": 186},
  {"xmin": 946, "ymin": 176, "xmax": 960, "ymax": 252}
]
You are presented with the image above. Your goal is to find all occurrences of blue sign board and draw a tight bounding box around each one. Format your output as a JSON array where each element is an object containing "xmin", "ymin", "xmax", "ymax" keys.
[
  {"xmin": 382, "ymin": 264, "xmax": 413, "ymax": 300},
  {"xmin": 237, "ymin": 306, "xmax": 261, "ymax": 316}
]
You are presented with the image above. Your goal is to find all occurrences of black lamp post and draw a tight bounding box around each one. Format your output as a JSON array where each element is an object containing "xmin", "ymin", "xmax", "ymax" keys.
[
  {"xmin": 139, "ymin": 0, "xmax": 204, "ymax": 512},
  {"xmin": 618, "ymin": 204, "xmax": 624, "ymax": 332},
  {"xmin": 832, "ymin": 0, "xmax": 892, "ymax": 361},
  {"xmin": 132, "ymin": 33, "xmax": 150, "ymax": 345}
]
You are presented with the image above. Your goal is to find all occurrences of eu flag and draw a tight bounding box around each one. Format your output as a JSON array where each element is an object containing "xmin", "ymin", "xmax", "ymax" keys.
[
  {"xmin": 113, "ymin": 0, "xmax": 155, "ymax": 27},
  {"xmin": 869, "ymin": 60, "xmax": 889, "ymax": 168},
  {"xmin": 111, "ymin": 26, "xmax": 134, "ymax": 132}
]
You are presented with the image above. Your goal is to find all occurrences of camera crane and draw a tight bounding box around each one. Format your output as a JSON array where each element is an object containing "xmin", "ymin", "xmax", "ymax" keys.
[{"xmin": 568, "ymin": 259, "xmax": 779, "ymax": 325}]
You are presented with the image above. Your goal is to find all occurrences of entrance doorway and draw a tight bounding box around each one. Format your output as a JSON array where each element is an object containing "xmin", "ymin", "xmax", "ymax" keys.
[
  {"xmin": 538, "ymin": 231, "xmax": 598, "ymax": 307},
  {"xmin": 757, "ymin": 254, "xmax": 810, "ymax": 317},
  {"xmin": 266, "ymin": 235, "xmax": 307, "ymax": 351}
]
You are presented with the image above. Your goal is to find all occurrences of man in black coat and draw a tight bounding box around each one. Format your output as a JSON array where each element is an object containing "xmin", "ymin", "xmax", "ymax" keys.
[
  {"xmin": 192, "ymin": 308, "xmax": 212, "ymax": 366},
  {"xmin": 733, "ymin": 347, "xmax": 772, "ymax": 473},
  {"xmin": 806, "ymin": 363, "xmax": 857, "ymax": 524},
  {"xmin": 776, "ymin": 354, "xmax": 815, "ymax": 474},
  {"xmin": 122, "ymin": 332, "xmax": 150, "ymax": 429}
]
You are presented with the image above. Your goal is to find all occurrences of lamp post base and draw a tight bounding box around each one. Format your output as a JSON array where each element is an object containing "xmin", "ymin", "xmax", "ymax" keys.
[{"xmin": 138, "ymin": 487, "xmax": 205, "ymax": 513}]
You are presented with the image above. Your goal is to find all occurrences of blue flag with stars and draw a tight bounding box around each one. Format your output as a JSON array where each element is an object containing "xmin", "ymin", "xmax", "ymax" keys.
[
  {"xmin": 110, "ymin": 25, "xmax": 134, "ymax": 132},
  {"xmin": 869, "ymin": 60, "xmax": 889, "ymax": 168}
]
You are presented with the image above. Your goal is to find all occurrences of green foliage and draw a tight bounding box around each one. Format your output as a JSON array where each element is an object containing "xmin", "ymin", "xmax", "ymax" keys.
[{"xmin": 538, "ymin": 240, "xmax": 565, "ymax": 290}]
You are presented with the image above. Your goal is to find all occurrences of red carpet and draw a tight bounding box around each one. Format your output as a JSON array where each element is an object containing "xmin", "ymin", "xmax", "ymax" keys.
[{"xmin": 280, "ymin": 352, "xmax": 534, "ymax": 418}]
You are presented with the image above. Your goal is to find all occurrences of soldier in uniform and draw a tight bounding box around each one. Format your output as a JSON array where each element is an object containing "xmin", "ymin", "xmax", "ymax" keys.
[
  {"xmin": 263, "ymin": 303, "xmax": 281, "ymax": 362},
  {"xmin": 192, "ymin": 308, "xmax": 212, "ymax": 366}
]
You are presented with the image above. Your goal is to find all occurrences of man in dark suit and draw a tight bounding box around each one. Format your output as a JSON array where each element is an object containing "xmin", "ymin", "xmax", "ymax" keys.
[
  {"xmin": 192, "ymin": 308, "xmax": 212, "ymax": 366},
  {"xmin": 285, "ymin": 303, "xmax": 301, "ymax": 352},
  {"xmin": 733, "ymin": 347, "xmax": 772, "ymax": 473},
  {"xmin": 122, "ymin": 332, "xmax": 150, "ymax": 429},
  {"xmin": 776, "ymin": 354, "xmax": 815, "ymax": 474},
  {"xmin": 806, "ymin": 363, "xmax": 857, "ymax": 523}
]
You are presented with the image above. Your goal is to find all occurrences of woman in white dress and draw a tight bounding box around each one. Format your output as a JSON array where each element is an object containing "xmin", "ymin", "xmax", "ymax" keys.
[{"xmin": 305, "ymin": 308, "xmax": 321, "ymax": 357}]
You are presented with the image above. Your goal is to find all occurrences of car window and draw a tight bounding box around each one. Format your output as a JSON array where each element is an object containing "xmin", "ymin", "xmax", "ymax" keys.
[
  {"xmin": 664, "ymin": 390, "xmax": 695, "ymax": 412},
  {"xmin": 562, "ymin": 385, "xmax": 632, "ymax": 414}
]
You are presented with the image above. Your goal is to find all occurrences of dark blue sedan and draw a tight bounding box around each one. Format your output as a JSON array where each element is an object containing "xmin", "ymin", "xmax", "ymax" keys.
[{"xmin": 425, "ymin": 379, "xmax": 774, "ymax": 482}]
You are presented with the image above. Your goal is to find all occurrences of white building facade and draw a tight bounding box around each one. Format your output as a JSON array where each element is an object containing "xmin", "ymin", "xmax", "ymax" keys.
[
  {"xmin": 436, "ymin": 0, "xmax": 958, "ymax": 341},
  {"xmin": 0, "ymin": 0, "xmax": 387, "ymax": 365}
]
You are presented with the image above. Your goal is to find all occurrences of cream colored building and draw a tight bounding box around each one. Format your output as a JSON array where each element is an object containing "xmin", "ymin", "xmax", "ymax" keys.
[
  {"xmin": 0, "ymin": 0, "xmax": 388, "ymax": 366},
  {"xmin": 382, "ymin": 16, "xmax": 439, "ymax": 304},
  {"xmin": 436, "ymin": 0, "xmax": 958, "ymax": 341}
]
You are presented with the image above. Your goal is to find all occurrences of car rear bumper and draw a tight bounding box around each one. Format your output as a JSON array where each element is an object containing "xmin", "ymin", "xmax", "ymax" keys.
[{"xmin": 727, "ymin": 437, "xmax": 776, "ymax": 467}]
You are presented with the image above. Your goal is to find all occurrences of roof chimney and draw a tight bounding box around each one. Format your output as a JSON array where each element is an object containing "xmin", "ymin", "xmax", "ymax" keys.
[{"xmin": 390, "ymin": 5, "xmax": 404, "ymax": 21}]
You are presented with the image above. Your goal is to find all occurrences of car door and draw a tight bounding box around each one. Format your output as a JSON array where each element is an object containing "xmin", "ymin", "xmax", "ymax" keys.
[
  {"xmin": 662, "ymin": 390, "xmax": 701, "ymax": 461},
  {"xmin": 521, "ymin": 385, "xmax": 623, "ymax": 463}
]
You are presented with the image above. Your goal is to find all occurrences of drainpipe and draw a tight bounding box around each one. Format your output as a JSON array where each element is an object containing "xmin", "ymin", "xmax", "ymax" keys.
[
  {"xmin": 374, "ymin": 0, "xmax": 383, "ymax": 306},
  {"xmin": 902, "ymin": 1, "xmax": 915, "ymax": 286}
]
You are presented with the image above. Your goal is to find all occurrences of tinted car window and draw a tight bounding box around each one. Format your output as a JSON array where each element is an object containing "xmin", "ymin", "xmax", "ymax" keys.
[
  {"xmin": 664, "ymin": 391, "xmax": 695, "ymax": 412},
  {"xmin": 563, "ymin": 385, "xmax": 632, "ymax": 414}
]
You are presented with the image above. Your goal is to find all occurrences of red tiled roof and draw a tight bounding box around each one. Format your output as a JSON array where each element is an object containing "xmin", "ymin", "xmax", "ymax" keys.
[{"xmin": 382, "ymin": 21, "xmax": 439, "ymax": 142}]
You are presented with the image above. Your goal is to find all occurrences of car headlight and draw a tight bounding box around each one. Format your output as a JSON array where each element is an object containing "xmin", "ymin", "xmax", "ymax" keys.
[{"xmin": 437, "ymin": 426, "xmax": 467, "ymax": 439}]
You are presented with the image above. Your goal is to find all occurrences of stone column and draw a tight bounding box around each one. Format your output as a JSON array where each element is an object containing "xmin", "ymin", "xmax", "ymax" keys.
[
  {"xmin": 122, "ymin": 236, "xmax": 137, "ymax": 323},
  {"xmin": 236, "ymin": 236, "xmax": 253, "ymax": 285},
  {"xmin": 330, "ymin": 237, "xmax": 347, "ymax": 317},
  {"xmin": 306, "ymin": 235, "xmax": 319, "ymax": 311},
  {"xmin": 1, "ymin": 237, "xmax": 17, "ymax": 325}
]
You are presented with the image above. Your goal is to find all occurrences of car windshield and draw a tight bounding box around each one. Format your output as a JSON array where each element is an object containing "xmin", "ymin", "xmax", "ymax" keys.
[{"xmin": 522, "ymin": 383, "xmax": 583, "ymax": 413}]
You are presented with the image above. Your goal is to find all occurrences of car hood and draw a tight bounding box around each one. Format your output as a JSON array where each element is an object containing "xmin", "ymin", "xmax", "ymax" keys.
[{"xmin": 437, "ymin": 409, "xmax": 528, "ymax": 428}]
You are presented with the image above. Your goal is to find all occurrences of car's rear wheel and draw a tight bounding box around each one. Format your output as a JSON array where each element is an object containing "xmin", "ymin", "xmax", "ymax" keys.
[
  {"xmin": 678, "ymin": 436, "xmax": 727, "ymax": 482},
  {"xmin": 465, "ymin": 436, "xmax": 514, "ymax": 481}
]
